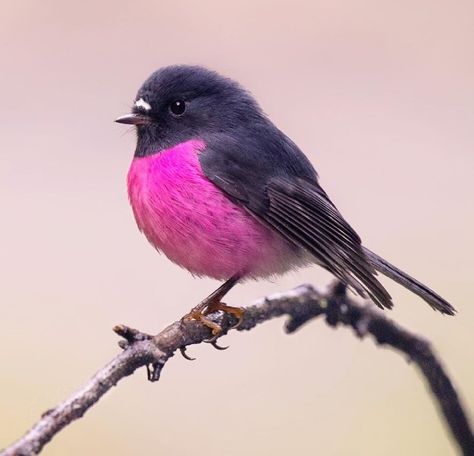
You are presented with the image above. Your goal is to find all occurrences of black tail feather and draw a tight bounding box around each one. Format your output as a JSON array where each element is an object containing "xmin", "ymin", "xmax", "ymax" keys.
[{"xmin": 362, "ymin": 247, "xmax": 456, "ymax": 316}]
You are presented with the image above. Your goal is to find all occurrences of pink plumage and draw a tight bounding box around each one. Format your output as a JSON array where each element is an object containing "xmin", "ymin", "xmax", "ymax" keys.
[{"xmin": 127, "ymin": 139, "xmax": 305, "ymax": 280}]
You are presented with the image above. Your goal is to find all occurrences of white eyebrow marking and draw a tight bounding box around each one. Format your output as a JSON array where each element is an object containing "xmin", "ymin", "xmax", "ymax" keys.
[{"xmin": 135, "ymin": 98, "xmax": 151, "ymax": 111}]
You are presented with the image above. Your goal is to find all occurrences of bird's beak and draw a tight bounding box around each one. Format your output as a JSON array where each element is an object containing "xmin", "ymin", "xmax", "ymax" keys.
[{"xmin": 115, "ymin": 113, "xmax": 152, "ymax": 125}]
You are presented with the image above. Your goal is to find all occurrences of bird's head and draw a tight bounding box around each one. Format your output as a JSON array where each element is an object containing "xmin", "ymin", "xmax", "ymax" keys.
[{"xmin": 116, "ymin": 65, "xmax": 263, "ymax": 157}]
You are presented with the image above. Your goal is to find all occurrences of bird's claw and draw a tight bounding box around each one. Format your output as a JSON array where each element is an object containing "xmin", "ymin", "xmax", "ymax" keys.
[
  {"xmin": 228, "ymin": 308, "xmax": 245, "ymax": 330},
  {"xmin": 179, "ymin": 346, "xmax": 196, "ymax": 361},
  {"xmin": 180, "ymin": 298, "xmax": 245, "ymax": 357},
  {"xmin": 204, "ymin": 339, "xmax": 229, "ymax": 350}
]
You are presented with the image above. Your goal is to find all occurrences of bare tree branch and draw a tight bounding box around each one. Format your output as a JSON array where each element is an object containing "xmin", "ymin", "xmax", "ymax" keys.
[{"xmin": 1, "ymin": 283, "xmax": 473, "ymax": 456}]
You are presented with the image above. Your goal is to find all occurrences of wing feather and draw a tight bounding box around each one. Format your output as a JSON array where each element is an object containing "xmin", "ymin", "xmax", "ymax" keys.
[{"xmin": 261, "ymin": 177, "xmax": 393, "ymax": 309}]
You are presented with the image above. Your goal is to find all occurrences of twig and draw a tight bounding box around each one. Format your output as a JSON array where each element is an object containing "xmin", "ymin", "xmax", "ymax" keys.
[{"xmin": 1, "ymin": 283, "xmax": 472, "ymax": 456}]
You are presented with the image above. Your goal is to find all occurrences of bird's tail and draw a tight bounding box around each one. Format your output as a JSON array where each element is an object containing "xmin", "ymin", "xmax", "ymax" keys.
[{"xmin": 362, "ymin": 247, "xmax": 456, "ymax": 316}]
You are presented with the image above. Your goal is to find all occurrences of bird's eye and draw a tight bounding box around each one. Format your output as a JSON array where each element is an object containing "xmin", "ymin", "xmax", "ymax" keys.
[{"xmin": 169, "ymin": 100, "xmax": 186, "ymax": 116}]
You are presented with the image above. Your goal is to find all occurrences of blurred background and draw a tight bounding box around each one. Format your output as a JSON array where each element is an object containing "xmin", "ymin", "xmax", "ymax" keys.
[{"xmin": 1, "ymin": 0, "xmax": 473, "ymax": 454}]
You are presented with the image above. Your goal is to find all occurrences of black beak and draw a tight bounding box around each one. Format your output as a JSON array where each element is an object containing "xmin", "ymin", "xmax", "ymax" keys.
[{"xmin": 115, "ymin": 113, "xmax": 152, "ymax": 125}]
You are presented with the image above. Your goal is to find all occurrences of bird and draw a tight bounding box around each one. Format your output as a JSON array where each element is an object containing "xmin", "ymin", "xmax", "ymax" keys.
[{"xmin": 116, "ymin": 65, "xmax": 455, "ymax": 339}]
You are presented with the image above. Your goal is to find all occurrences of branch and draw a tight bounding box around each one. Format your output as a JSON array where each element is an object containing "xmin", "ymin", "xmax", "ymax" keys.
[{"xmin": 1, "ymin": 283, "xmax": 473, "ymax": 456}]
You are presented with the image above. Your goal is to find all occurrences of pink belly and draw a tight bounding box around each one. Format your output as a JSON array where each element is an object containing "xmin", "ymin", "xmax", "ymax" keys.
[{"xmin": 127, "ymin": 139, "xmax": 302, "ymax": 280}]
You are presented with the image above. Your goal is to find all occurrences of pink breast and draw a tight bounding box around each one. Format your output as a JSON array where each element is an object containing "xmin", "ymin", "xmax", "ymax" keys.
[{"xmin": 127, "ymin": 139, "xmax": 302, "ymax": 280}]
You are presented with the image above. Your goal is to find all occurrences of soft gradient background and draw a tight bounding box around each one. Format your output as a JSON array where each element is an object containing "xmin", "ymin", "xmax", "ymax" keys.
[{"xmin": 1, "ymin": 1, "xmax": 473, "ymax": 455}]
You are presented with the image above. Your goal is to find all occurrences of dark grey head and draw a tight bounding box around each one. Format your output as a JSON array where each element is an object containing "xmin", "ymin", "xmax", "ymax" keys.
[{"xmin": 116, "ymin": 65, "xmax": 265, "ymax": 157}]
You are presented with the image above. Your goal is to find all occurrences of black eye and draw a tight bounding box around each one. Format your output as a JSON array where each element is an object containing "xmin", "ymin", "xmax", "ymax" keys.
[{"xmin": 169, "ymin": 100, "xmax": 186, "ymax": 116}]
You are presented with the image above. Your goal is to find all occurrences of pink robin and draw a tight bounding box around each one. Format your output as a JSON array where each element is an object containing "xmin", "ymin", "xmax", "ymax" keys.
[{"xmin": 116, "ymin": 65, "xmax": 455, "ymax": 340}]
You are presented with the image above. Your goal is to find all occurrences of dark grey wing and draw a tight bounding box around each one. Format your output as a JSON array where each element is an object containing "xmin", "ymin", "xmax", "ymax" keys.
[
  {"xmin": 262, "ymin": 177, "xmax": 392, "ymax": 308},
  {"xmin": 199, "ymin": 134, "xmax": 393, "ymax": 309}
]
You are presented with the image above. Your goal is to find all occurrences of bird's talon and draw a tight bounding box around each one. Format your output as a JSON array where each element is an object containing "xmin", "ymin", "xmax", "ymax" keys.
[
  {"xmin": 181, "ymin": 278, "xmax": 243, "ymax": 347},
  {"xmin": 205, "ymin": 339, "xmax": 229, "ymax": 350},
  {"xmin": 179, "ymin": 347, "xmax": 196, "ymax": 361},
  {"xmin": 229, "ymin": 307, "xmax": 245, "ymax": 329},
  {"xmin": 203, "ymin": 332, "xmax": 220, "ymax": 344}
]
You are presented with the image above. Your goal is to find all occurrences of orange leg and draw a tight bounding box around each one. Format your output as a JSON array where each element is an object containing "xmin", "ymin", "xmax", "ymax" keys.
[{"xmin": 182, "ymin": 276, "xmax": 244, "ymax": 341}]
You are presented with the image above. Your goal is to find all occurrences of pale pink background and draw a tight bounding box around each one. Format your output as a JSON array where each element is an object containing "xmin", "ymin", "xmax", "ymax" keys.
[{"xmin": 0, "ymin": 1, "xmax": 473, "ymax": 455}]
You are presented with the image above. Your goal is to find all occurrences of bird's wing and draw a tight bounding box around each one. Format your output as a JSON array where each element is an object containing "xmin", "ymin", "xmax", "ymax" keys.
[
  {"xmin": 199, "ymin": 135, "xmax": 393, "ymax": 309},
  {"xmin": 262, "ymin": 176, "xmax": 392, "ymax": 308}
]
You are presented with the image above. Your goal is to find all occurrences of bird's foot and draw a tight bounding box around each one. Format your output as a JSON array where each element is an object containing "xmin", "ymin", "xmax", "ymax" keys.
[
  {"xmin": 182, "ymin": 301, "xmax": 244, "ymax": 341},
  {"xmin": 204, "ymin": 300, "xmax": 245, "ymax": 332},
  {"xmin": 184, "ymin": 306, "xmax": 224, "ymax": 339},
  {"xmin": 179, "ymin": 276, "xmax": 243, "ymax": 359}
]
